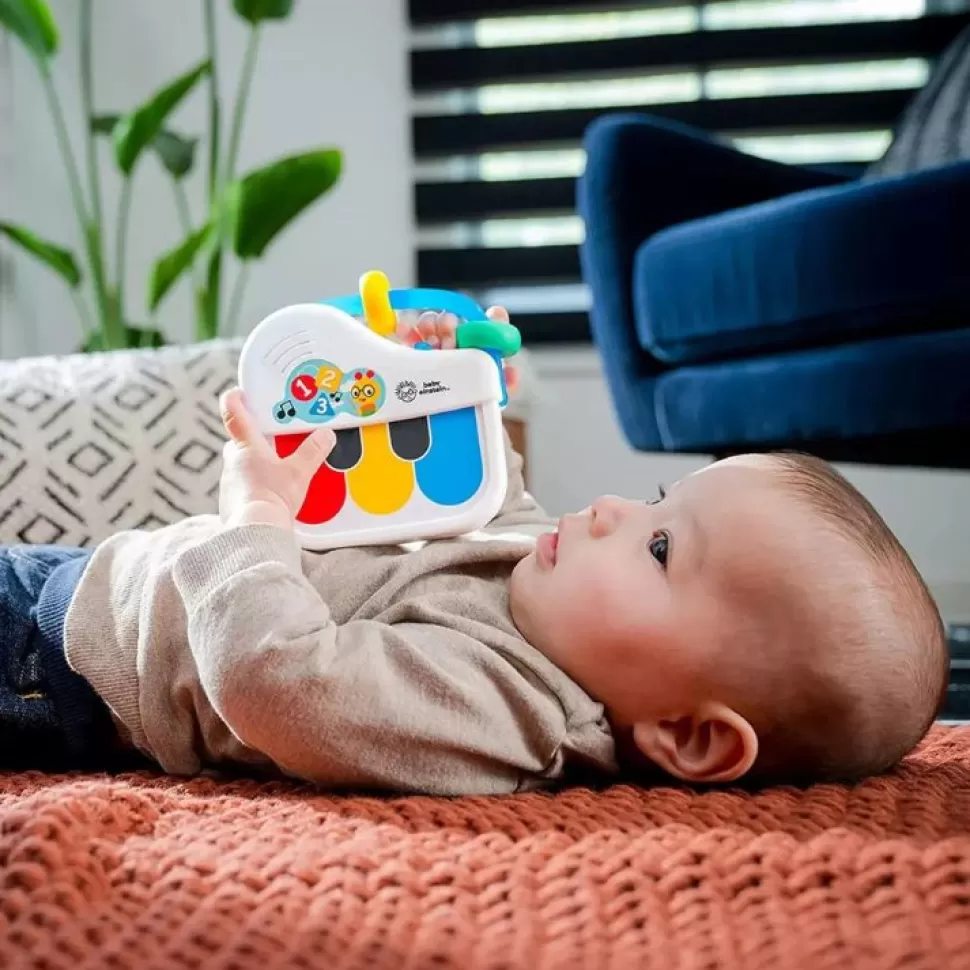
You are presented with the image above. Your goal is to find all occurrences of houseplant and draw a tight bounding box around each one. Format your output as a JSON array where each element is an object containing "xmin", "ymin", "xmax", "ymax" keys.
[{"xmin": 0, "ymin": 0, "xmax": 342, "ymax": 350}]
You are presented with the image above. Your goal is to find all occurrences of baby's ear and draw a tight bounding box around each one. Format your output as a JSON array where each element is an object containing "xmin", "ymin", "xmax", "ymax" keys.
[{"xmin": 633, "ymin": 705, "xmax": 758, "ymax": 784}]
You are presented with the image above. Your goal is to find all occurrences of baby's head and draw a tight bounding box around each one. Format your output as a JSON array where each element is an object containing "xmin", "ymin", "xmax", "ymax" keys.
[{"xmin": 510, "ymin": 453, "xmax": 947, "ymax": 786}]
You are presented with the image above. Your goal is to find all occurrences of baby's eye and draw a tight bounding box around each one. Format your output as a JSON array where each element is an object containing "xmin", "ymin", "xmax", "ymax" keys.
[
  {"xmin": 649, "ymin": 531, "xmax": 670, "ymax": 569},
  {"xmin": 646, "ymin": 484, "xmax": 667, "ymax": 506}
]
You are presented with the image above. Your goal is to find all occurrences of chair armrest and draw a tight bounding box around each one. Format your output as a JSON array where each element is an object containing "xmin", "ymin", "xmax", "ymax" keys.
[
  {"xmin": 577, "ymin": 112, "xmax": 852, "ymax": 450},
  {"xmin": 635, "ymin": 157, "xmax": 970, "ymax": 364}
]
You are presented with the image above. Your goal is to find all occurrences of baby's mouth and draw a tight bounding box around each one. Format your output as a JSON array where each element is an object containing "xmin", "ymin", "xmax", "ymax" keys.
[{"xmin": 537, "ymin": 530, "xmax": 559, "ymax": 568}]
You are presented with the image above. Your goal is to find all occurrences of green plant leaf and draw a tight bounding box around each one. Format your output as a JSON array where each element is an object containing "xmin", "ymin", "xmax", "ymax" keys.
[
  {"xmin": 90, "ymin": 114, "xmax": 118, "ymax": 135},
  {"xmin": 0, "ymin": 221, "xmax": 80, "ymax": 286},
  {"xmin": 93, "ymin": 115, "xmax": 199, "ymax": 179},
  {"xmin": 0, "ymin": 0, "xmax": 58, "ymax": 61},
  {"xmin": 153, "ymin": 130, "xmax": 199, "ymax": 179},
  {"xmin": 148, "ymin": 222, "xmax": 214, "ymax": 312},
  {"xmin": 198, "ymin": 250, "xmax": 222, "ymax": 341},
  {"xmin": 111, "ymin": 60, "xmax": 210, "ymax": 176},
  {"xmin": 232, "ymin": 0, "xmax": 294, "ymax": 24},
  {"xmin": 230, "ymin": 149, "xmax": 341, "ymax": 260},
  {"xmin": 82, "ymin": 325, "xmax": 165, "ymax": 353}
]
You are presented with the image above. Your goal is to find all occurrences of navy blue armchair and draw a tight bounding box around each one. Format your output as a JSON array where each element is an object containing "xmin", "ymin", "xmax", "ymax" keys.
[{"xmin": 578, "ymin": 113, "xmax": 970, "ymax": 467}]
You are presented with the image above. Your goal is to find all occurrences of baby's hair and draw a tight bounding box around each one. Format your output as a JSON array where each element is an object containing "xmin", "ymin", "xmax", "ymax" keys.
[{"xmin": 744, "ymin": 452, "xmax": 949, "ymax": 784}]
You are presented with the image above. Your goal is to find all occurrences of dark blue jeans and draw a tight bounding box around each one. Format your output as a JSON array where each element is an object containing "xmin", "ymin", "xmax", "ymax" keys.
[{"xmin": 0, "ymin": 545, "xmax": 121, "ymax": 770}]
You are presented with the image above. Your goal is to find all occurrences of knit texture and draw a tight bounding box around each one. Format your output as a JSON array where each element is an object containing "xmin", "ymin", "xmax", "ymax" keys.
[{"xmin": 3, "ymin": 725, "xmax": 970, "ymax": 970}]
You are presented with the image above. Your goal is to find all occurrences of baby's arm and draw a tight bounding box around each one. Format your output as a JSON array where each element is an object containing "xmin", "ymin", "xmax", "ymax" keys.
[
  {"xmin": 171, "ymin": 527, "xmax": 569, "ymax": 793},
  {"xmin": 193, "ymin": 389, "xmax": 565, "ymax": 793}
]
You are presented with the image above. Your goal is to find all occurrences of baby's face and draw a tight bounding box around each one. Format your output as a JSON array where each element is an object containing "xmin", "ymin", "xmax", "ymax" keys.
[{"xmin": 509, "ymin": 456, "xmax": 813, "ymax": 729}]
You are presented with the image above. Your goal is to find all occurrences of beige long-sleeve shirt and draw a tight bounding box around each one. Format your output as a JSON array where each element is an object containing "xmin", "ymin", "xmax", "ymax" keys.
[{"xmin": 64, "ymin": 437, "xmax": 617, "ymax": 794}]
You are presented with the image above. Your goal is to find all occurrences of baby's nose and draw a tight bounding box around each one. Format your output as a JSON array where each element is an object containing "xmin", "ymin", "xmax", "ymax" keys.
[{"xmin": 590, "ymin": 495, "xmax": 629, "ymax": 536}]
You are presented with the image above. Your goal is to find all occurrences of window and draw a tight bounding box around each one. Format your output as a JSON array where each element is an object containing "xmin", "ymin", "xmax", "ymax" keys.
[{"xmin": 410, "ymin": 0, "xmax": 970, "ymax": 343}]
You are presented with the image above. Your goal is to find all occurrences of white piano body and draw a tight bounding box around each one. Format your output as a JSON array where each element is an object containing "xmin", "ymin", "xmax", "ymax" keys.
[{"xmin": 238, "ymin": 303, "xmax": 508, "ymax": 550}]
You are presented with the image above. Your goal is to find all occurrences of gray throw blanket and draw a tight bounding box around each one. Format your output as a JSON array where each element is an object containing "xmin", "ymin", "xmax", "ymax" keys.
[{"xmin": 866, "ymin": 24, "xmax": 970, "ymax": 178}]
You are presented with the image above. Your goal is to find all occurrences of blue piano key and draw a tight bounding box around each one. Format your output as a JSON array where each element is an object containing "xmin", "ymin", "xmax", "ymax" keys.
[{"xmin": 416, "ymin": 408, "xmax": 484, "ymax": 507}]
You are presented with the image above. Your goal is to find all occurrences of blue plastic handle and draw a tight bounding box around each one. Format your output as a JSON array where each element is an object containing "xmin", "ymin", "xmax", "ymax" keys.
[{"xmin": 321, "ymin": 288, "xmax": 487, "ymax": 321}]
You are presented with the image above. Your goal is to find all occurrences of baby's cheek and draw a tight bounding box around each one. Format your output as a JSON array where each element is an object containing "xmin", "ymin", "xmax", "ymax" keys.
[
  {"xmin": 558, "ymin": 568, "xmax": 618, "ymax": 624},
  {"xmin": 586, "ymin": 565, "xmax": 662, "ymax": 636}
]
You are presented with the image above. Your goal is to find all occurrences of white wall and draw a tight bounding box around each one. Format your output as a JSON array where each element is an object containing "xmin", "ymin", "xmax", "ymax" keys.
[
  {"xmin": 528, "ymin": 348, "xmax": 970, "ymax": 620},
  {"xmin": 0, "ymin": 0, "xmax": 413, "ymax": 357}
]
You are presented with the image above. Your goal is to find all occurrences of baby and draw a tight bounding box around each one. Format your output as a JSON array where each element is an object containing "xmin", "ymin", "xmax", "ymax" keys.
[{"xmin": 0, "ymin": 309, "xmax": 948, "ymax": 792}]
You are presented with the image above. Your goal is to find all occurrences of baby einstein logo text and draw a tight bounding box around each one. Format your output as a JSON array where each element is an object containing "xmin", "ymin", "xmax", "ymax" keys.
[{"xmin": 419, "ymin": 380, "xmax": 450, "ymax": 396}]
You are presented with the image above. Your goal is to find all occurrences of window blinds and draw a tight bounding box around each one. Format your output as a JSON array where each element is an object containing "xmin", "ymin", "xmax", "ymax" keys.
[{"xmin": 410, "ymin": 0, "xmax": 970, "ymax": 343}]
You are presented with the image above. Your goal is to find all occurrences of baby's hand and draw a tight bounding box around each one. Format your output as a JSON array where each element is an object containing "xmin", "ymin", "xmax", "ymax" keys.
[
  {"xmin": 394, "ymin": 310, "xmax": 460, "ymax": 350},
  {"xmin": 393, "ymin": 306, "xmax": 519, "ymax": 394},
  {"xmin": 218, "ymin": 388, "xmax": 336, "ymax": 531}
]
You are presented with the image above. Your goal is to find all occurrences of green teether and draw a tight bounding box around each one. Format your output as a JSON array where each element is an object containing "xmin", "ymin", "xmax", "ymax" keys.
[{"xmin": 456, "ymin": 319, "xmax": 522, "ymax": 358}]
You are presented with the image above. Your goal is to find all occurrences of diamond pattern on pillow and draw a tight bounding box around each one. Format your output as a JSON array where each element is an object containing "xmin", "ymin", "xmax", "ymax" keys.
[{"xmin": 0, "ymin": 340, "xmax": 241, "ymax": 546}]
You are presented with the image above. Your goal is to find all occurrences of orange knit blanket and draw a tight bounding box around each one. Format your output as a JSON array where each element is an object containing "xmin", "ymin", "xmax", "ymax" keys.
[{"xmin": 3, "ymin": 726, "xmax": 970, "ymax": 970}]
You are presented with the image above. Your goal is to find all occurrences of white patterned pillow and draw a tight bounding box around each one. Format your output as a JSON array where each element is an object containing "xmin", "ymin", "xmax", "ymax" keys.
[{"xmin": 0, "ymin": 340, "xmax": 241, "ymax": 547}]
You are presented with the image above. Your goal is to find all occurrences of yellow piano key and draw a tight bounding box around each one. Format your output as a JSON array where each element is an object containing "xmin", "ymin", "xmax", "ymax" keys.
[{"xmin": 347, "ymin": 422, "xmax": 415, "ymax": 515}]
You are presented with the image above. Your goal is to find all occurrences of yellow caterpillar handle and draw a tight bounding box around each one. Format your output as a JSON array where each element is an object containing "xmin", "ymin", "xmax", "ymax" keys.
[{"xmin": 359, "ymin": 271, "xmax": 397, "ymax": 337}]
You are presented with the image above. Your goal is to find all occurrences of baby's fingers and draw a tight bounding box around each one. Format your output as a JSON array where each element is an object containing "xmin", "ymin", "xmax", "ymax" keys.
[
  {"xmin": 416, "ymin": 311, "xmax": 458, "ymax": 349},
  {"xmin": 483, "ymin": 307, "xmax": 517, "ymax": 393},
  {"xmin": 394, "ymin": 310, "xmax": 420, "ymax": 344},
  {"xmin": 414, "ymin": 312, "xmax": 439, "ymax": 345},
  {"xmin": 504, "ymin": 364, "xmax": 520, "ymax": 395},
  {"xmin": 289, "ymin": 428, "xmax": 337, "ymax": 480},
  {"xmin": 221, "ymin": 388, "xmax": 269, "ymax": 452},
  {"xmin": 436, "ymin": 312, "xmax": 459, "ymax": 349}
]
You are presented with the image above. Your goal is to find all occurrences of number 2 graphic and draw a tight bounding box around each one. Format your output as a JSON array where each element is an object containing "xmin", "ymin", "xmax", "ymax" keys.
[{"xmin": 316, "ymin": 367, "xmax": 342, "ymax": 393}]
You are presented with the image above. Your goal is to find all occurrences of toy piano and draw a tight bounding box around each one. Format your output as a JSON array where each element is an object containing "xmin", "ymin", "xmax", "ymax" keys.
[{"xmin": 238, "ymin": 272, "xmax": 521, "ymax": 550}]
